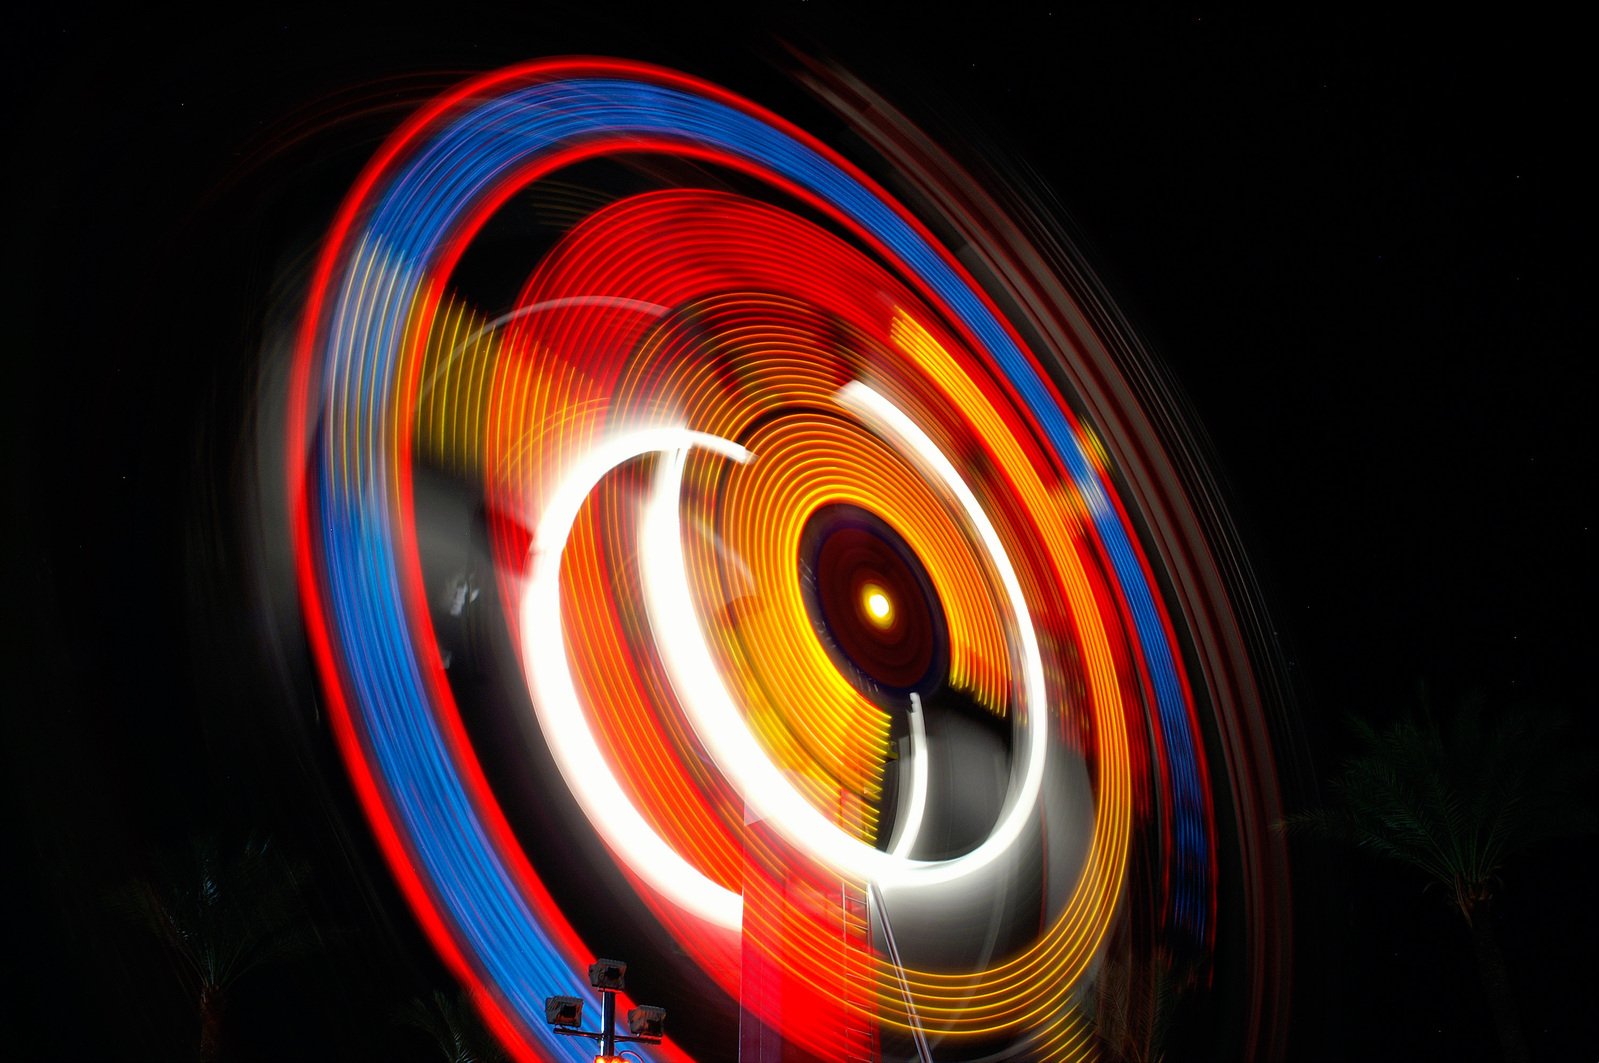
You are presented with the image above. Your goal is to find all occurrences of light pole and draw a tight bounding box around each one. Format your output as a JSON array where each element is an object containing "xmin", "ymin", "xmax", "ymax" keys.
[{"xmin": 545, "ymin": 958, "xmax": 667, "ymax": 1062}]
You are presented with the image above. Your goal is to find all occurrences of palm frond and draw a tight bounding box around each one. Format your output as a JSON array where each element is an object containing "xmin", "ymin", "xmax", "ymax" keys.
[
  {"xmin": 1281, "ymin": 693, "xmax": 1594, "ymax": 920},
  {"xmin": 397, "ymin": 987, "xmax": 509, "ymax": 1063},
  {"xmin": 117, "ymin": 832, "xmax": 321, "ymax": 992}
]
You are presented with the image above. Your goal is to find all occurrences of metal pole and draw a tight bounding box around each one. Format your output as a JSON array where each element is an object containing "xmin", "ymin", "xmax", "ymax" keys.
[
  {"xmin": 600, "ymin": 987, "xmax": 617, "ymax": 1058},
  {"xmin": 868, "ymin": 883, "xmax": 933, "ymax": 1063}
]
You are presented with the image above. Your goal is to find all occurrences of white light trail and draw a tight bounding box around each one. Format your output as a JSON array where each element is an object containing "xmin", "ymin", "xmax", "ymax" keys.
[
  {"xmin": 643, "ymin": 383, "xmax": 1048, "ymax": 892},
  {"xmin": 521, "ymin": 428, "xmax": 748, "ymax": 931}
]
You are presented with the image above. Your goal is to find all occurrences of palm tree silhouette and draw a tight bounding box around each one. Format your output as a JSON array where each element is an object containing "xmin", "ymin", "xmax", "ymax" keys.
[
  {"xmin": 122, "ymin": 833, "xmax": 320, "ymax": 1061},
  {"xmin": 1284, "ymin": 691, "xmax": 1595, "ymax": 1062},
  {"xmin": 398, "ymin": 987, "xmax": 509, "ymax": 1063},
  {"xmin": 1090, "ymin": 944, "xmax": 1193, "ymax": 1063}
]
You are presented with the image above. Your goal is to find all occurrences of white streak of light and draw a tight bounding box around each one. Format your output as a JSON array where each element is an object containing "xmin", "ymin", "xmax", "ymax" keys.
[
  {"xmin": 887, "ymin": 694, "xmax": 929, "ymax": 859},
  {"xmin": 521, "ymin": 428, "xmax": 748, "ymax": 931},
  {"xmin": 644, "ymin": 385, "xmax": 1047, "ymax": 891}
]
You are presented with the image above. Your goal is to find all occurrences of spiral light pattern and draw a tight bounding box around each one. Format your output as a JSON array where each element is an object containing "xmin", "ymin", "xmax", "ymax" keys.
[{"xmin": 289, "ymin": 59, "xmax": 1276, "ymax": 1061}]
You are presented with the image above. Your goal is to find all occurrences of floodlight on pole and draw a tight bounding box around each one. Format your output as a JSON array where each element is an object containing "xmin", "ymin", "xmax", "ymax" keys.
[
  {"xmin": 544, "ymin": 957, "xmax": 666, "ymax": 1057},
  {"xmin": 588, "ymin": 958, "xmax": 627, "ymax": 990},
  {"xmin": 628, "ymin": 1005, "xmax": 667, "ymax": 1039},
  {"xmin": 544, "ymin": 995, "xmax": 584, "ymax": 1028}
]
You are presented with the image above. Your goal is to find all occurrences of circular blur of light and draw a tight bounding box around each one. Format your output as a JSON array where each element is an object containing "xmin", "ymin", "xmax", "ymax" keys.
[{"xmin": 288, "ymin": 55, "xmax": 1291, "ymax": 1063}]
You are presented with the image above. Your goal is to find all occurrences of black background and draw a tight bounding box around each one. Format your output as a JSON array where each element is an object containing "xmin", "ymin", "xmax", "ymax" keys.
[{"xmin": 7, "ymin": 4, "xmax": 1592, "ymax": 1059}]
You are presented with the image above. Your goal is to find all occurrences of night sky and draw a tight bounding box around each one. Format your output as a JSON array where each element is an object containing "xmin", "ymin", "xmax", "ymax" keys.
[{"xmin": 7, "ymin": 5, "xmax": 1592, "ymax": 1060}]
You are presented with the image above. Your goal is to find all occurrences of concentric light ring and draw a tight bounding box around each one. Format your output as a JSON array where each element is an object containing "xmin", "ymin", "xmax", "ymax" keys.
[{"xmin": 291, "ymin": 58, "xmax": 1229, "ymax": 1060}]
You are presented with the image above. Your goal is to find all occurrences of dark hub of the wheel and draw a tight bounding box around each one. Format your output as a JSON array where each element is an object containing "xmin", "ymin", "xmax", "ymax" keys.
[{"xmin": 799, "ymin": 504, "xmax": 949, "ymax": 698}]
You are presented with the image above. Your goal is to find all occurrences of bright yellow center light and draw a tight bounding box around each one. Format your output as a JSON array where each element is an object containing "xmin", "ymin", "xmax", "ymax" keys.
[{"xmin": 863, "ymin": 585, "xmax": 894, "ymax": 626}]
